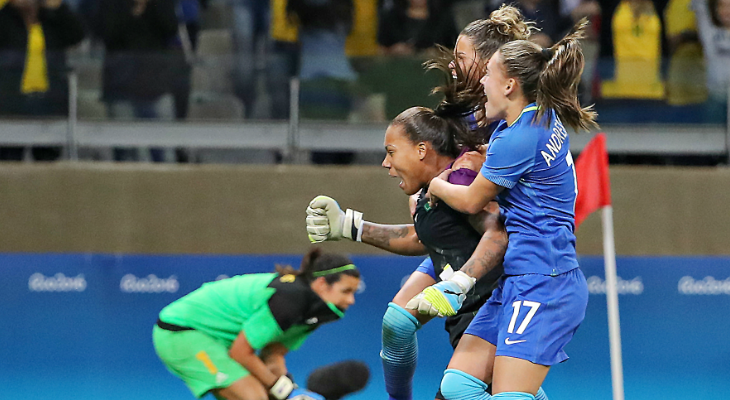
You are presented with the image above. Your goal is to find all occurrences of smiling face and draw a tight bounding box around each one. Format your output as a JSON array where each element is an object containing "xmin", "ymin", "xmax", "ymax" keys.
[
  {"xmin": 382, "ymin": 124, "xmax": 430, "ymax": 196},
  {"xmin": 452, "ymin": 35, "xmax": 483, "ymax": 80},
  {"xmin": 311, "ymin": 275, "xmax": 359, "ymax": 311},
  {"xmin": 480, "ymin": 50, "xmax": 512, "ymax": 122}
]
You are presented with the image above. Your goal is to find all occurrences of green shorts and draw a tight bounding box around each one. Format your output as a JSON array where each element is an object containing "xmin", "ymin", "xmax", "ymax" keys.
[{"xmin": 152, "ymin": 325, "xmax": 249, "ymax": 398}]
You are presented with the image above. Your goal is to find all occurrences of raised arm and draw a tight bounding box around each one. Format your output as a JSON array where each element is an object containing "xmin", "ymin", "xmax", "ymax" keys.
[
  {"xmin": 360, "ymin": 222, "xmax": 427, "ymax": 256},
  {"xmin": 306, "ymin": 195, "xmax": 427, "ymax": 256},
  {"xmin": 428, "ymin": 172, "xmax": 502, "ymax": 214}
]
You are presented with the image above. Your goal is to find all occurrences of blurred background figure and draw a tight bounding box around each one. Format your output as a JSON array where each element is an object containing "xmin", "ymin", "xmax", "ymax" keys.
[
  {"xmin": 231, "ymin": 0, "xmax": 268, "ymax": 119},
  {"xmin": 377, "ymin": 0, "xmax": 457, "ymax": 56},
  {"xmin": 98, "ymin": 0, "xmax": 184, "ymax": 161},
  {"xmin": 288, "ymin": 0, "xmax": 358, "ymax": 164},
  {"xmin": 601, "ymin": 0, "xmax": 664, "ymax": 100},
  {"xmin": 0, "ymin": 0, "xmax": 85, "ymax": 161},
  {"xmin": 693, "ymin": 0, "xmax": 730, "ymax": 123},
  {"xmin": 664, "ymin": 0, "xmax": 707, "ymax": 107}
]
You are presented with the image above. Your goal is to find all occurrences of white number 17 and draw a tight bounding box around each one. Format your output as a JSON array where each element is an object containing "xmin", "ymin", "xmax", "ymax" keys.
[{"xmin": 507, "ymin": 300, "xmax": 541, "ymax": 334}]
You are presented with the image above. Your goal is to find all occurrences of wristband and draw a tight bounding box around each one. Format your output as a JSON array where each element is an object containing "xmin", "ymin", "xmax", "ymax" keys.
[
  {"xmin": 270, "ymin": 375, "xmax": 295, "ymax": 400},
  {"xmin": 450, "ymin": 271, "xmax": 477, "ymax": 293},
  {"xmin": 343, "ymin": 209, "xmax": 364, "ymax": 242}
]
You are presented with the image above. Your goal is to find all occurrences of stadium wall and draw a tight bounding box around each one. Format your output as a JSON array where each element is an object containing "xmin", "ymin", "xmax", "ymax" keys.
[{"xmin": 0, "ymin": 163, "xmax": 727, "ymax": 255}]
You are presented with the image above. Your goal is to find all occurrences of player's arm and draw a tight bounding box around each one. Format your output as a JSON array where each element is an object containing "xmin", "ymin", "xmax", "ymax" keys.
[
  {"xmin": 306, "ymin": 195, "xmax": 427, "ymax": 256},
  {"xmin": 406, "ymin": 203, "xmax": 507, "ymax": 317},
  {"xmin": 229, "ymin": 330, "xmax": 280, "ymax": 388},
  {"xmin": 232, "ymin": 331, "xmax": 322, "ymax": 400},
  {"xmin": 461, "ymin": 207, "xmax": 508, "ymax": 280},
  {"xmin": 360, "ymin": 222, "xmax": 426, "ymax": 256},
  {"xmin": 428, "ymin": 172, "xmax": 502, "ymax": 215},
  {"xmin": 260, "ymin": 342, "xmax": 289, "ymax": 377}
]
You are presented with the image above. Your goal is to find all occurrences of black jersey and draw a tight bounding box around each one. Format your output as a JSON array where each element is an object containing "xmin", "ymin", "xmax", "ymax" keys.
[{"xmin": 413, "ymin": 185, "xmax": 503, "ymax": 347}]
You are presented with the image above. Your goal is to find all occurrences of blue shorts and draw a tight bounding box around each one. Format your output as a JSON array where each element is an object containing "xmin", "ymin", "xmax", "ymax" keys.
[
  {"xmin": 415, "ymin": 256, "xmax": 437, "ymax": 281},
  {"xmin": 464, "ymin": 268, "xmax": 588, "ymax": 365}
]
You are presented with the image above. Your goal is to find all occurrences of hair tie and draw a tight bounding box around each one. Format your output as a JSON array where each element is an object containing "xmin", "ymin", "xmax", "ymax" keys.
[{"xmin": 541, "ymin": 47, "xmax": 554, "ymax": 61}]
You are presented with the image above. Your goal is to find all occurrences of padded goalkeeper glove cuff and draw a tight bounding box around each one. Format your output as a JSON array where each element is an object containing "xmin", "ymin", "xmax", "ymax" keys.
[{"xmin": 343, "ymin": 209, "xmax": 364, "ymax": 242}]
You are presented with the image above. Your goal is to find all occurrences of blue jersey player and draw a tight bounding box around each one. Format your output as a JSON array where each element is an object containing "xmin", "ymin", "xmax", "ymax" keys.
[{"xmin": 409, "ymin": 20, "xmax": 599, "ymax": 400}]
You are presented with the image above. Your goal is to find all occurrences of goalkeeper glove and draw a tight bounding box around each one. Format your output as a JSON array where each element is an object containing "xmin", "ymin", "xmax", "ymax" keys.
[
  {"xmin": 306, "ymin": 195, "xmax": 363, "ymax": 243},
  {"xmin": 406, "ymin": 271, "xmax": 476, "ymax": 317},
  {"xmin": 270, "ymin": 375, "xmax": 325, "ymax": 400}
]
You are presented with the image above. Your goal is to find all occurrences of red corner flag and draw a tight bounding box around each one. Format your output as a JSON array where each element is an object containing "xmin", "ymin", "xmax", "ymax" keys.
[{"xmin": 574, "ymin": 133, "xmax": 611, "ymax": 228}]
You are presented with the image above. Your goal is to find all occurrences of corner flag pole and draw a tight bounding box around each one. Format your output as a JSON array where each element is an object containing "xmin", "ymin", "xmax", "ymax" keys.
[
  {"xmin": 602, "ymin": 205, "xmax": 624, "ymax": 400},
  {"xmin": 574, "ymin": 133, "xmax": 624, "ymax": 400}
]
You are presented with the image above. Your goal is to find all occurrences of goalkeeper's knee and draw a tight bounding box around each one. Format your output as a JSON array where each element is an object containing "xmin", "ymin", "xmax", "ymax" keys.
[
  {"xmin": 381, "ymin": 303, "xmax": 420, "ymax": 400},
  {"xmin": 381, "ymin": 302, "xmax": 421, "ymax": 355}
]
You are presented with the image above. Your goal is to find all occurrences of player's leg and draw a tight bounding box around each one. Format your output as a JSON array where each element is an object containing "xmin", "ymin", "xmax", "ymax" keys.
[
  {"xmin": 214, "ymin": 375, "xmax": 268, "ymax": 400},
  {"xmin": 153, "ymin": 326, "xmax": 259, "ymax": 399},
  {"xmin": 489, "ymin": 270, "xmax": 589, "ymax": 400},
  {"xmin": 382, "ymin": 261, "xmax": 437, "ymax": 400},
  {"xmin": 437, "ymin": 273, "xmax": 503, "ymax": 400}
]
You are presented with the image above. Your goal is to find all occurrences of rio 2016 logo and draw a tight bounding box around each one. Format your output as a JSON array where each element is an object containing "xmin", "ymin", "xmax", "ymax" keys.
[
  {"xmin": 120, "ymin": 274, "xmax": 179, "ymax": 293},
  {"xmin": 28, "ymin": 273, "xmax": 87, "ymax": 292},
  {"xmin": 678, "ymin": 276, "xmax": 730, "ymax": 295}
]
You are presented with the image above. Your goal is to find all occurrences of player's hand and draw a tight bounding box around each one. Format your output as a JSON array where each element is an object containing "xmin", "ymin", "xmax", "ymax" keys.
[
  {"xmin": 271, "ymin": 376, "xmax": 324, "ymax": 400},
  {"xmin": 306, "ymin": 195, "xmax": 363, "ymax": 243},
  {"xmin": 452, "ymin": 151, "xmax": 485, "ymax": 172},
  {"xmin": 287, "ymin": 388, "xmax": 325, "ymax": 400},
  {"xmin": 405, "ymin": 271, "xmax": 476, "ymax": 317}
]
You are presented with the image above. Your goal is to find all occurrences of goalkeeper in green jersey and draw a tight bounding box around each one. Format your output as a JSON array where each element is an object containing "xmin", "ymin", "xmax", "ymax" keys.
[{"xmin": 152, "ymin": 248, "xmax": 361, "ymax": 400}]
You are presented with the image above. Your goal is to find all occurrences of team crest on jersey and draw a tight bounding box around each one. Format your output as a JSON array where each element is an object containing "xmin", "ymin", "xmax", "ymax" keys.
[
  {"xmin": 280, "ymin": 274, "xmax": 296, "ymax": 283},
  {"xmin": 424, "ymin": 202, "xmax": 432, "ymax": 212}
]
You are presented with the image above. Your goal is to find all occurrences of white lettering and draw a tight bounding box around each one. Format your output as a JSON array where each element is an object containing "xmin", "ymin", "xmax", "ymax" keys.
[
  {"xmin": 541, "ymin": 150, "xmax": 555, "ymax": 166},
  {"xmin": 546, "ymin": 133, "xmax": 564, "ymax": 156},
  {"xmin": 678, "ymin": 276, "xmax": 730, "ymax": 295},
  {"xmin": 586, "ymin": 275, "xmax": 644, "ymax": 295},
  {"xmin": 120, "ymin": 274, "xmax": 179, "ymax": 293},
  {"xmin": 541, "ymin": 120, "xmax": 569, "ymax": 166},
  {"xmin": 28, "ymin": 273, "xmax": 87, "ymax": 292}
]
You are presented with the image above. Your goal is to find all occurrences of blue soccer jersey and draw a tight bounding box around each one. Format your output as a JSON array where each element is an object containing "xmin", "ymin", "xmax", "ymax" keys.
[{"xmin": 480, "ymin": 104, "xmax": 579, "ymax": 276}]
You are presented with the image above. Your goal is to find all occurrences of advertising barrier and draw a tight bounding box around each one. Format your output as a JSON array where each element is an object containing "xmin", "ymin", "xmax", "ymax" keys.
[{"xmin": 2, "ymin": 253, "xmax": 729, "ymax": 399}]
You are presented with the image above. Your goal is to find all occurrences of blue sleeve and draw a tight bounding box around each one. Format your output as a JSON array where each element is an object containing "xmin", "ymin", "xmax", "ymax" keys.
[{"xmin": 480, "ymin": 130, "xmax": 539, "ymax": 189}]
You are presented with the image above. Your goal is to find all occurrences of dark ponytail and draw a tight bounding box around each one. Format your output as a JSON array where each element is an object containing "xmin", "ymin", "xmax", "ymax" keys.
[
  {"xmin": 498, "ymin": 18, "xmax": 598, "ymax": 132},
  {"xmin": 277, "ymin": 247, "xmax": 359, "ymax": 284},
  {"xmin": 391, "ymin": 107, "xmax": 465, "ymax": 158}
]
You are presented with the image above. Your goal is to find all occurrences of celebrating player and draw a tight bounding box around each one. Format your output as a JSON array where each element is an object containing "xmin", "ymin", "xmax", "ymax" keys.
[
  {"xmin": 305, "ymin": 8, "xmax": 537, "ymax": 400},
  {"xmin": 152, "ymin": 248, "xmax": 360, "ymax": 400},
  {"xmin": 410, "ymin": 20, "xmax": 597, "ymax": 400}
]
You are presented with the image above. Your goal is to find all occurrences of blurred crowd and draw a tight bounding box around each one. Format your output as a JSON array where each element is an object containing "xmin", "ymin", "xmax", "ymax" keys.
[{"xmin": 0, "ymin": 0, "xmax": 729, "ymax": 161}]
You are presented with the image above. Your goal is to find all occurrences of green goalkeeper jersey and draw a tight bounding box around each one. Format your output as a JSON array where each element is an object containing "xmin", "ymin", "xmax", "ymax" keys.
[{"xmin": 158, "ymin": 272, "xmax": 344, "ymax": 351}]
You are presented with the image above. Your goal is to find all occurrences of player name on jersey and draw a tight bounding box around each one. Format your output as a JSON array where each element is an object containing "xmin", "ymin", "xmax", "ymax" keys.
[{"xmin": 540, "ymin": 120, "xmax": 570, "ymax": 167}]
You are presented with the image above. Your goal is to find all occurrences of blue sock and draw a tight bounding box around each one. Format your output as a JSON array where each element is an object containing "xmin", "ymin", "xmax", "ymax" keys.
[
  {"xmin": 534, "ymin": 387, "xmax": 548, "ymax": 400},
  {"xmin": 492, "ymin": 392, "xmax": 535, "ymax": 400},
  {"xmin": 439, "ymin": 369, "xmax": 541, "ymax": 400},
  {"xmin": 440, "ymin": 369, "xmax": 489, "ymax": 400},
  {"xmin": 381, "ymin": 303, "xmax": 421, "ymax": 400}
]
